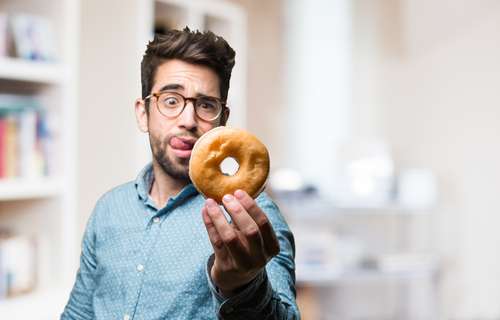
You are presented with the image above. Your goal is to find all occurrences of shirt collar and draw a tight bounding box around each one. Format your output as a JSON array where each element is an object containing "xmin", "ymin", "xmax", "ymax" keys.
[
  {"xmin": 134, "ymin": 162, "xmax": 199, "ymax": 208},
  {"xmin": 135, "ymin": 162, "xmax": 154, "ymax": 201}
]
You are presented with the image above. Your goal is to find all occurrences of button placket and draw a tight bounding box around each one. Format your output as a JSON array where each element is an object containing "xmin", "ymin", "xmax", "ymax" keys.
[{"xmin": 126, "ymin": 213, "xmax": 156, "ymax": 313}]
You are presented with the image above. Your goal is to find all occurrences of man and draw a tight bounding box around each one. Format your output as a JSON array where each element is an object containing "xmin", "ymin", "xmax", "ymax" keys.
[{"xmin": 61, "ymin": 28, "xmax": 299, "ymax": 319}]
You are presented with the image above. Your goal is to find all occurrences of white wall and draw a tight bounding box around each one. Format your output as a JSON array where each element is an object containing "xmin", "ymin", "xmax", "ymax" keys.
[
  {"xmin": 353, "ymin": 0, "xmax": 500, "ymax": 317},
  {"xmin": 232, "ymin": 0, "xmax": 287, "ymax": 169},
  {"xmin": 79, "ymin": 0, "xmax": 148, "ymax": 232},
  {"xmin": 284, "ymin": 0, "xmax": 353, "ymax": 195}
]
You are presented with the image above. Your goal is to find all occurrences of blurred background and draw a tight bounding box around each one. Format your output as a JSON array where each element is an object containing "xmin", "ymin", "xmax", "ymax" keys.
[{"xmin": 0, "ymin": 0, "xmax": 499, "ymax": 319}]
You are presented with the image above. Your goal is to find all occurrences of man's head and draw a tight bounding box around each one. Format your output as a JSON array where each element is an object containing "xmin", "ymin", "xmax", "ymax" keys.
[
  {"xmin": 141, "ymin": 27, "xmax": 235, "ymax": 107},
  {"xmin": 135, "ymin": 28, "xmax": 235, "ymax": 182}
]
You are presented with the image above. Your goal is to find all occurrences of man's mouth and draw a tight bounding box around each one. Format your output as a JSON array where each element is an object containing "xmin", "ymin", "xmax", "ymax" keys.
[{"xmin": 169, "ymin": 136, "xmax": 197, "ymax": 159}]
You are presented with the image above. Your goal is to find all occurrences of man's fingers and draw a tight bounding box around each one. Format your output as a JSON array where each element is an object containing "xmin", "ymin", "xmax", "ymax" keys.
[
  {"xmin": 221, "ymin": 194, "xmax": 264, "ymax": 257},
  {"xmin": 205, "ymin": 198, "xmax": 251, "ymax": 266},
  {"xmin": 234, "ymin": 190, "xmax": 280, "ymax": 257},
  {"xmin": 202, "ymin": 205, "xmax": 229, "ymax": 260}
]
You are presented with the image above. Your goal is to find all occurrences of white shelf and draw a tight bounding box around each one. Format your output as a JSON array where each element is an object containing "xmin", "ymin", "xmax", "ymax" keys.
[
  {"xmin": 0, "ymin": 0, "xmax": 79, "ymax": 318},
  {"xmin": 332, "ymin": 202, "xmax": 431, "ymax": 214},
  {"xmin": 296, "ymin": 265, "xmax": 438, "ymax": 286},
  {"xmin": 284, "ymin": 205, "xmax": 431, "ymax": 224},
  {"xmin": 0, "ymin": 57, "xmax": 67, "ymax": 84},
  {"xmin": 0, "ymin": 287, "xmax": 68, "ymax": 320},
  {"xmin": 0, "ymin": 178, "xmax": 63, "ymax": 200}
]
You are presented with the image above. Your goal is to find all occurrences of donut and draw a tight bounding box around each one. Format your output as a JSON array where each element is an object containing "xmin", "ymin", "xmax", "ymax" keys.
[{"xmin": 189, "ymin": 127, "xmax": 270, "ymax": 204}]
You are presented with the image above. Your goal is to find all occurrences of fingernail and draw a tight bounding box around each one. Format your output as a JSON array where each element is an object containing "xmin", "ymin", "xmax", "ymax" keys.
[
  {"xmin": 234, "ymin": 189, "xmax": 245, "ymax": 199},
  {"xmin": 223, "ymin": 194, "xmax": 234, "ymax": 202},
  {"xmin": 205, "ymin": 198, "xmax": 217, "ymax": 208}
]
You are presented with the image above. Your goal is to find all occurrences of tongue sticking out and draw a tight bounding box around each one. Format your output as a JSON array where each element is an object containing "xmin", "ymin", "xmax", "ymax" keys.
[{"xmin": 170, "ymin": 137, "xmax": 194, "ymax": 150}]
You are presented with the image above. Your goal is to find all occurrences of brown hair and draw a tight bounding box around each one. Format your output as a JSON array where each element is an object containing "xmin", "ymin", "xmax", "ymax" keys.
[{"xmin": 141, "ymin": 27, "xmax": 236, "ymax": 104}]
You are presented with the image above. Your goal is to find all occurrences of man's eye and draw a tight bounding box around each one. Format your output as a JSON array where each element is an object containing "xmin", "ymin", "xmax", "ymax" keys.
[
  {"xmin": 198, "ymin": 100, "xmax": 217, "ymax": 109},
  {"xmin": 164, "ymin": 97, "xmax": 178, "ymax": 105},
  {"xmin": 200, "ymin": 103, "xmax": 214, "ymax": 109}
]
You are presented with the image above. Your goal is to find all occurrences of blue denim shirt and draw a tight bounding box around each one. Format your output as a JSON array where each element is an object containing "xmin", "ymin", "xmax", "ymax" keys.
[{"xmin": 61, "ymin": 163, "xmax": 299, "ymax": 319}]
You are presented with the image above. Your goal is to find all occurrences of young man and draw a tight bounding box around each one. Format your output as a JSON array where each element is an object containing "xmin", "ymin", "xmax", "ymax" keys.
[{"xmin": 61, "ymin": 28, "xmax": 299, "ymax": 319}]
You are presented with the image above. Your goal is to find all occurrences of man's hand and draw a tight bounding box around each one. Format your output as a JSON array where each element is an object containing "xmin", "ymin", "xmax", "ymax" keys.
[{"xmin": 202, "ymin": 189, "xmax": 280, "ymax": 297}]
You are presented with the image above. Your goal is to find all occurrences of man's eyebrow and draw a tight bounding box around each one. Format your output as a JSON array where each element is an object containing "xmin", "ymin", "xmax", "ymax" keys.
[
  {"xmin": 158, "ymin": 83, "xmax": 184, "ymax": 92},
  {"xmin": 158, "ymin": 83, "xmax": 217, "ymax": 98}
]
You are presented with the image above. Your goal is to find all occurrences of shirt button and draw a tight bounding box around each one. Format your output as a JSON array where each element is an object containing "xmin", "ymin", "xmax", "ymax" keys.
[
  {"xmin": 153, "ymin": 217, "xmax": 160, "ymax": 223},
  {"xmin": 123, "ymin": 314, "xmax": 130, "ymax": 320},
  {"xmin": 136, "ymin": 264, "xmax": 144, "ymax": 272}
]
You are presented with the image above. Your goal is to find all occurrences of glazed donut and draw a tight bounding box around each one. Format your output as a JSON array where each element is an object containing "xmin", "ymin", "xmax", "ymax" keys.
[{"xmin": 189, "ymin": 127, "xmax": 270, "ymax": 204}]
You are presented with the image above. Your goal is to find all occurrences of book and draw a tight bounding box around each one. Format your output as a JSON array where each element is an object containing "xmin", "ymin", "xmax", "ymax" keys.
[
  {"xmin": 18, "ymin": 108, "xmax": 37, "ymax": 178},
  {"xmin": 0, "ymin": 93, "xmax": 40, "ymax": 110},
  {"xmin": 9, "ymin": 14, "xmax": 56, "ymax": 61},
  {"xmin": 0, "ymin": 94, "xmax": 49, "ymax": 179},
  {"xmin": 36, "ymin": 110, "xmax": 53, "ymax": 176},
  {"xmin": 4, "ymin": 113, "xmax": 17, "ymax": 178},
  {"xmin": 0, "ymin": 233, "xmax": 37, "ymax": 298}
]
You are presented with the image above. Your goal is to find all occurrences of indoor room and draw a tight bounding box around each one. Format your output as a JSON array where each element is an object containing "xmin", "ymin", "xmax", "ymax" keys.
[{"xmin": 1, "ymin": 0, "xmax": 499, "ymax": 319}]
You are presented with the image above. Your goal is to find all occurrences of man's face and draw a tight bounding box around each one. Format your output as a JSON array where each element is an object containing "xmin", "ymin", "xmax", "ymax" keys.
[{"xmin": 135, "ymin": 59, "xmax": 229, "ymax": 181}]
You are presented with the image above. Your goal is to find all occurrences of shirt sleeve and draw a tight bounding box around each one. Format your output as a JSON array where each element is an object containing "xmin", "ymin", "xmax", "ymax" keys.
[
  {"xmin": 60, "ymin": 200, "xmax": 103, "ymax": 320},
  {"xmin": 205, "ymin": 193, "xmax": 301, "ymax": 320}
]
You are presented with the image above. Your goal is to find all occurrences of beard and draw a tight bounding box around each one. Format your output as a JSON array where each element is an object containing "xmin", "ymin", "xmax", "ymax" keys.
[{"xmin": 149, "ymin": 132, "xmax": 192, "ymax": 182}]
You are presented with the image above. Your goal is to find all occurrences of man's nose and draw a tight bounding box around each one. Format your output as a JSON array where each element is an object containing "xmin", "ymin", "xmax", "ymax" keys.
[{"xmin": 177, "ymin": 101, "xmax": 198, "ymax": 131}]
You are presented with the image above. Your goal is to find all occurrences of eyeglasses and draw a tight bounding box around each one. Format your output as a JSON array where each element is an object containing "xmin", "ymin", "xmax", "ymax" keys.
[{"xmin": 144, "ymin": 91, "xmax": 227, "ymax": 122}]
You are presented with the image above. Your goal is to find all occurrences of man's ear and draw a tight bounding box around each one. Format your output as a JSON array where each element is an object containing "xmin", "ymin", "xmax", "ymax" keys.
[
  {"xmin": 220, "ymin": 107, "xmax": 230, "ymax": 126},
  {"xmin": 135, "ymin": 98, "xmax": 149, "ymax": 133}
]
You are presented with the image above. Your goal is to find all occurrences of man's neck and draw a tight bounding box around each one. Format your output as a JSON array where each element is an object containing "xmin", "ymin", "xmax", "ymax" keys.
[{"xmin": 149, "ymin": 161, "xmax": 189, "ymax": 208}]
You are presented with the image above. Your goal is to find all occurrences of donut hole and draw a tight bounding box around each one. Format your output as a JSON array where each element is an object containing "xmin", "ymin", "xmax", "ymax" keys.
[{"xmin": 220, "ymin": 157, "xmax": 239, "ymax": 176}]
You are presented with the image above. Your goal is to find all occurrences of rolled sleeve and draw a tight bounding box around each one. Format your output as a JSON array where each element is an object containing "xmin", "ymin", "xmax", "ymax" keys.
[
  {"xmin": 206, "ymin": 254, "xmax": 274, "ymax": 318},
  {"xmin": 205, "ymin": 192, "xmax": 300, "ymax": 320}
]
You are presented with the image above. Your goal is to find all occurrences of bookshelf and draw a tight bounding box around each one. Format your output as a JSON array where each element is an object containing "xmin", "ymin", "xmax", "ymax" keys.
[
  {"xmin": 0, "ymin": 0, "xmax": 79, "ymax": 318},
  {"xmin": 0, "ymin": 178, "xmax": 62, "ymax": 200},
  {"xmin": 0, "ymin": 57, "xmax": 66, "ymax": 84},
  {"xmin": 286, "ymin": 200, "xmax": 439, "ymax": 319}
]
